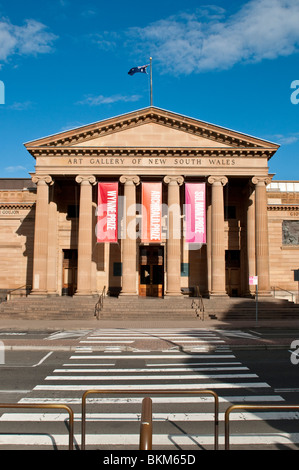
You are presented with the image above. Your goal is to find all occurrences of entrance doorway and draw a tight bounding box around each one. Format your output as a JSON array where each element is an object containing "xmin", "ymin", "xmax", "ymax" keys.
[
  {"xmin": 62, "ymin": 249, "xmax": 77, "ymax": 296},
  {"xmin": 139, "ymin": 246, "xmax": 164, "ymax": 297},
  {"xmin": 225, "ymin": 250, "xmax": 241, "ymax": 296}
]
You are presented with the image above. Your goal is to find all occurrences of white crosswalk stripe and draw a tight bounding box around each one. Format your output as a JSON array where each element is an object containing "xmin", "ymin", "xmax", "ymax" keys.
[{"xmin": 0, "ymin": 328, "xmax": 294, "ymax": 450}]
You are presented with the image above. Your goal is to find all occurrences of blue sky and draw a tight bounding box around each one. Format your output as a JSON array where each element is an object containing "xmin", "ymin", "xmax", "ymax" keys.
[{"xmin": 0, "ymin": 0, "xmax": 299, "ymax": 180}]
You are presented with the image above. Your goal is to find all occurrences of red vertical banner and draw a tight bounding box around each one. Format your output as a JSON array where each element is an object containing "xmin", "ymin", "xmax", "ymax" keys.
[
  {"xmin": 142, "ymin": 182, "xmax": 162, "ymax": 243},
  {"xmin": 97, "ymin": 182, "xmax": 118, "ymax": 243},
  {"xmin": 185, "ymin": 183, "xmax": 206, "ymax": 244}
]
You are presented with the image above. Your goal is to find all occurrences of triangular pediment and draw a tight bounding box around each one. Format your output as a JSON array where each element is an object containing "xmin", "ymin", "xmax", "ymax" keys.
[
  {"xmin": 24, "ymin": 107, "xmax": 279, "ymax": 157},
  {"xmin": 74, "ymin": 122, "xmax": 231, "ymax": 148}
]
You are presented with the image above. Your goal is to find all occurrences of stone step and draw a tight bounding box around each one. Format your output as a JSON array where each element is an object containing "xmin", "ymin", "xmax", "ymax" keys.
[{"xmin": 0, "ymin": 295, "xmax": 298, "ymax": 321}]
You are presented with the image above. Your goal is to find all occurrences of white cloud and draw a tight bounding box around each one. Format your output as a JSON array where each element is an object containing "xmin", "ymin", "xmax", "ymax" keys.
[
  {"xmin": 5, "ymin": 165, "xmax": 27, "ymax": 172},
  {"xmin": 0, "ymin": 17, "xmax": 57, "ymax": 62},
  {"xmin": 7, "ymin": 101, "xmax": 33, "ymax": 110},
  {"xmin": 77, "ymin": 94, "xmax": 142, "ymax": 106},
  {"xmin": 91, "ymin": 31, "xmax": 120, "ymax": 51},
  {"xmin": 272, "ymin": 133, "xmax": 299, "ymax": 145},
  {"xmin": 81, "ymin": 9, "xmax": 97, "ymax": 18},
  {"xmin": 122, "ymin": 0, "xmax": 299, "ymax": 74}
]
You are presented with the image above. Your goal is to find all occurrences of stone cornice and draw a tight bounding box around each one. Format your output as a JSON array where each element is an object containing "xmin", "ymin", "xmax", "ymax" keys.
[
  {"xmin": 28, "ymin": 147, "xmax": 276, "ymax": 159},
  {"xmin": 268, "ymin": 205, "xmax": 299, "ymax": 211},
  {"xmin": 0, "ymin": 203, "xmax": 34, "ymax": 209},
  {"xmin": 24, "ymin": 107, "xmax": 280, "ymax": 153}
]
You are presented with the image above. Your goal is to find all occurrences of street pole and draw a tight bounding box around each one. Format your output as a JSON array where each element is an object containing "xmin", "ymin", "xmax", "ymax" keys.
[{"xmin": 256, "ymin": 283, "xmax": 258, "ymax": 324}]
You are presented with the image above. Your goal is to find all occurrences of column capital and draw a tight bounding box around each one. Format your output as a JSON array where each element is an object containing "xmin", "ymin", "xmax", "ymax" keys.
[
  {"xmin": 75, "ymin": 175, "xmax": 96, "ymax": 185},
  {"xmin": 251, "ymin": 176, "xmax": 272, "ymax": 186},
  {"xmin": 207, "ymin": 175, "xmax": 228, "ymax": 186},
  {"xmin": 32, "ymin": 174, "xmax": 53, "ymax": 186},
  {"xmin": 119, "ymin": 175, "xmax": 140, "ymax": 186},
  {"xmin": 163, "ymin": 175, "xmax": 184, "ymax": 186}
]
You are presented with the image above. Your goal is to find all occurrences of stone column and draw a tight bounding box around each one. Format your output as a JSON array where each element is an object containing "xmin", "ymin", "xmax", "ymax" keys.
[
  {"xmin": 75, "ymin": 175, "xmax": 96, "ymax": 296},
  {"xmin": 247, "ymin": 183, "xmax": 256, "ymax": 295},
  {"xmin": 47, "ymin": 183, "xmax": 58, "ymax": 295},
  {"xmin": 206, "ymin": 188, "xmax": 212, "ymax": 295},
  {"xmin": 164, "ymin": 175, "xmax": 184, "ymax": 296},
  {"xmin": 252, "ymin": 176, "xmax": 271, "ymax": 295},
  {"xmin": 119, "ymin": 175, "xmax": 140, "ymax": 295},
  {"xmin": 208, "ymin": 175, "xmax": 228, "ymax": 296},
  {"xmin": 31, "ymin": 175, "xmax": 53, "ymax": 295}
]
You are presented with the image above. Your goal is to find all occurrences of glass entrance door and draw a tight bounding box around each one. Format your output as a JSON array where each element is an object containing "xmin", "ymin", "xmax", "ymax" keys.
[{"xmin": 139, "ymin": 246, "xmax": 164, "ymax": 297}]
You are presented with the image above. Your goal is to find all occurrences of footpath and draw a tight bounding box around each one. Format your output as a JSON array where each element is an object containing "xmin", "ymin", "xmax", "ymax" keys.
[{"xmin": 1, "ymin": 317, "xmax": 299, "ymax": 352}]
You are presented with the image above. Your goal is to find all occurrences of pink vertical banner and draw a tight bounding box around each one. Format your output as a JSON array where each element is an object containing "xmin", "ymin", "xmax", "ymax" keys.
[
  {"xmin": 97, "ymin": 182, "xmax": 118, "ymax": 243},
  {"xmin": 185, "ymin": 183, "xmax": 206, "ymax": 244},
  {"xmin": 142, "ymin": 182, "xmax": 162, "ymax": 243}
]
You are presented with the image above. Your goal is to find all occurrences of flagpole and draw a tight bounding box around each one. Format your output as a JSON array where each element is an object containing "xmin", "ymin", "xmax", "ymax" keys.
[{"xmin": 150, "ymin": 57, "xmax": 153, "ymax": 106}]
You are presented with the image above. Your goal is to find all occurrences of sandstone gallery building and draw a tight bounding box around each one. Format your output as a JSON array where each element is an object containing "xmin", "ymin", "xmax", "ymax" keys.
[{"xmin": 0, "ymin": 107, "xmax": 298, "ymax": 301}]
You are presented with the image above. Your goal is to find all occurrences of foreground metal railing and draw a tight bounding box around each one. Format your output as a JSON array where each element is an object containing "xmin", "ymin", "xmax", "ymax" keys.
[
  {"xmin": 81, "ymin": 389, "xmax": 219, "ymax": 450},
  {"xmin": 94, "ymin": 285, "xmax": 106, "ymax": 319},
  {"xmin": 139, "ymin": 397, "xmax": 153, "ymax": 450},
  {"xmin": 0, "ymin": 403, "xmax": 74, "ymax": 450},
  {"xmin": 2, "ymin": 400, "xmax": 299, "ymax": 450},
  {"xmin": 225, "ymin": 404, "xmax": 299, "ymax": 450},
  {"xmin": 271, "ymin": 286, "xmax": 295, "ymax": 303}
]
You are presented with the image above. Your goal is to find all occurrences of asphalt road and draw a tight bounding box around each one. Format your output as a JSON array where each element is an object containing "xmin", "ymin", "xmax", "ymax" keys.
[{"xmin": 0, "ymin": 326, "xmax": 299, "ymax": 452}]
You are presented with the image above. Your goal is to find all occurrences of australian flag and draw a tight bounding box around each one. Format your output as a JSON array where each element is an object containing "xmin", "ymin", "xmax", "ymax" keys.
[{"xmin": 128, "ymin": 64, "xmax": 149, "ymax": 76}]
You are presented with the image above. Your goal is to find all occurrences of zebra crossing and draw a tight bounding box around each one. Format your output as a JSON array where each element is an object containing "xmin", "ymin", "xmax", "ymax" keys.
[
  {"xmin": 77, "ymin": 328, "xmax": 228, "ymax": 351},
  {"xmin": 0, "ymin": 328, "xmax": 298, "ymax": 450}
]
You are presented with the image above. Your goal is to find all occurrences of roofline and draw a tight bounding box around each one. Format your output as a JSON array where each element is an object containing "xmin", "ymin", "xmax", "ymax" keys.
[{"xmin": 23, "ymin": 106, "xmax": 280, "ymax": 149}]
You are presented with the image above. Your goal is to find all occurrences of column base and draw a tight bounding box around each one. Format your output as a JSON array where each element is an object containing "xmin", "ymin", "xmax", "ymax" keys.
[
  {"xmin": 255, "ymin": 291, "xmax": 273, "ymax": 297},
  {"xmin": 29, "ymin": 290, "xmax": 48, "ymax": 297},
  {"xmin": 74, "ymin": 291, "xmax": 94, "ymax": 297},
  {"xmin": 209, "ymin": 292, "xmax": 229, "ymax": 298},
  {"xmin": 119, "ymin": 292, "xmax": 138, "ymax": 297},
  {"xmin": 165, "ymin": 292, "xmax": 183, "ymax": 297},
  {"xmin": 47, "ymin": 291, "xmax": 59, "ymax": 297}
]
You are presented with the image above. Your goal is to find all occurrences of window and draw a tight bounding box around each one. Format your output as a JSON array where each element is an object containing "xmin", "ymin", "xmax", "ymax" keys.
[
  {"xmin": 63, "ymin": 249, "xmax": 77, "ymax": 260},
  {"xmin": 113, "ymin": 262, "xmax": 122, "ymax": 276},
  {"xmin": 181, "ymin": 263, "xmax": 189, "ymax": 277}
]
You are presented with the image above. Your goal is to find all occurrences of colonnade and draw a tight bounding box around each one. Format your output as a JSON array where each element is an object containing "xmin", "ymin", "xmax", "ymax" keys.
[{"xmin": 30, "ymin": 173, "xmax": 271, "ymax": 297}]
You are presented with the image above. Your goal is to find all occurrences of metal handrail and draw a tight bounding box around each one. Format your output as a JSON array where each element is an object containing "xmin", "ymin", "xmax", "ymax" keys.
[
  {"xmin": 191, "ymin": 287, "xmax": 205, "ymax": 320},
  {"xmin": 6, "ymin": 284, "xmax": 32, "ymax": 300},
  {"xmin": 225, "ymin": 404, "xmax": 299, "ymax": 450},
  {"xmin": 81, "ymin": 389, "xmax": 219, "ymax": 450},
  {"xmin": 139, "ymin": 397, "xmax": 152, "ymax": 450},
  {"xmin": 271, "ymin": 286, "xmax": 295, "ymax": 303},
  {"xmin": 0, "ymin": 403, "xmax": 74, "ymax": 450},
  {"xmin": 94, "ymin": 285, "xmax": 106, "ymax": 319}
]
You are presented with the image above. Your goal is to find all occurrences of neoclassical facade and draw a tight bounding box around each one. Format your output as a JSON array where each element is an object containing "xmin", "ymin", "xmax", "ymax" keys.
[{"xmin": 0, "ymin": 107, "xmax": 298, "ymax": 300}]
